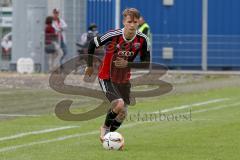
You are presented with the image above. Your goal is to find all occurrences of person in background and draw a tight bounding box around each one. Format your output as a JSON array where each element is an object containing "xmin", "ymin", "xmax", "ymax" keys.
[
  {"xmin": 1, "ymin": 32, "xmax": 12, "ymax": 60},
  {"xmin": 138, "ymin": 16, "xmax": 152, "ymax": 65},
  {"xmin": 52, "ymin": 8, "xmax": 68, "ymax": 65},
  {"xmin": 138, "ymin": 16, "xmax": 151, "ymax": 37},
  {"xmin": 45, "ymin": 16, "xmax": 63, "ymax": 72},
  {"xmin": 77, "ymin": 23, "xmax": 99, "ymax": 55},
  {"xmin": 75, "ymin": 23, "xmax": 104, "ymax": 75}
]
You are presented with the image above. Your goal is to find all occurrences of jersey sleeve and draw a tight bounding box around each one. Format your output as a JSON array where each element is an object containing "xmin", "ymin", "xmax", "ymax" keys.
[
  {"xmin": 127, "ymin": 37, "xmax": 150, "ymax": 69},
  {"xmin": 140, "ymin": 37, "xmax": 150, "ymax": 62},
  {"xmin": 93, "ymin": 30, "xmax": 121, "ymax": 47},
  {"xmin": 87, "ymin": 30, "xmax": 121, "ymax": 67}
]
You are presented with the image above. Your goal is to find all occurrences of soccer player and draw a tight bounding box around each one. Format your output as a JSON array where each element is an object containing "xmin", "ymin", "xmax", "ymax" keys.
[{"xmin": 85, "ymin": 8, "xmax": 150, "ymax": 142}]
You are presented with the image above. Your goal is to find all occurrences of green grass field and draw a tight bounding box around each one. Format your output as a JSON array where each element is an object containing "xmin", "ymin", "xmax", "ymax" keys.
[{"xmin": 0, "ymin": 77, "xmax": 240, "ymax": 160}]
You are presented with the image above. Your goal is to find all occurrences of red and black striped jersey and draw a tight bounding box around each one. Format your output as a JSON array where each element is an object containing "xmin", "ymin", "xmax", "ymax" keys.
[{"xmin": 90, "ymin": 28, "xmax": 150, "ymax": 83}]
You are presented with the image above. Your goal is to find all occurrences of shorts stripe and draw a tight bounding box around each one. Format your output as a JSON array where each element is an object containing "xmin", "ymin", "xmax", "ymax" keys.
[{"xmin": 99, "ymin": 79, "xmax": 107, "ymax": 94}]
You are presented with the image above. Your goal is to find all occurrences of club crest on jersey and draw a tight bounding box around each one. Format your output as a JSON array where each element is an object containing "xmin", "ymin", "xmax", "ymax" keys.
[
  {"xmin": 134, "ymin": 43, "xmax": 140, "ymax": 50},
  {"xmin": 118, "ymin": 51, "xmax": 134, "ymax": 57}
]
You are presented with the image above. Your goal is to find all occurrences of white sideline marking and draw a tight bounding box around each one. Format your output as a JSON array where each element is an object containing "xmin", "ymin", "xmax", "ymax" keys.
[
  {"xmin": 155, "ymin": 98, "xmax": 229, "ymax": 113},
  {"xmin": 190, "ymin": 102, "xmax": 240, "ymax": 114},
  {"xmin": 0, "ymin": 124, "xmax": 138, "ymax": 153},
  {"xmin": 0, "ymin": 98, "xmax": 236, "ymax": 153},
  {"xmin": 0, "ymin": 131, "xmax": 98, "ymax": 153},
  {"xmin": 0, "ymin": 126, "xmax": 79, "ymax": 142},
  {"xmin": 0, "ymin": 114, "xmax": 41, "ymax": 117}
]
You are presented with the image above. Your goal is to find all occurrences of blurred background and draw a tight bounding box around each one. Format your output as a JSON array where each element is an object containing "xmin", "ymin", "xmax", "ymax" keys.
[{"xmin": 1, "ymin": 0, "xmax": 240, "ymax": 72}]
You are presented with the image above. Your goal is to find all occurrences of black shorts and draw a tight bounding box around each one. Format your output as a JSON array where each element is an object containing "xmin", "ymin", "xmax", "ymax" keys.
[{"xmin": 99, "ymin": 79, "xmax": 131, "ymax": 105}]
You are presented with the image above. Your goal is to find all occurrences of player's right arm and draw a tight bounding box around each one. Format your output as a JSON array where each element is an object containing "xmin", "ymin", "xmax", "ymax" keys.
[
  {"xmin": 85, "ymin": 36, "xmax": 107, "ymax": 76},
  {"xmin": 85, "ymin": 30, "xmax": 122, "ymax": 76}
]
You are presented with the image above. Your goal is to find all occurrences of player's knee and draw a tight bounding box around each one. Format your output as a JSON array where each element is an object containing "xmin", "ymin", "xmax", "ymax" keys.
[
  {"xmin": 117, "ymin": 100, "xmax": 125, "ymax": 110},
  {"xmin": 111, "ymin": 99, "xmax": 125, "ymax": 113},
  {"xmin": 120, "ymin": 110, "xmax": 127, "ymax": 120},
  {"xmin": 117, "ymin": 107, "xmax": 128, "ymax": 121}
]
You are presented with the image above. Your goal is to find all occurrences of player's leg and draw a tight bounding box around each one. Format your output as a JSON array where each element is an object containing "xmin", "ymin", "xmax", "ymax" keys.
[
  {"xmin": 103, "ymin": 99, "xmax": 122, "ymax": 127},
  {"xmin": 110, "ymin": 104, "xmax": 127, "ymax": 132},
  {"xmin": 99, "ymin": 79, "xmax": 123, "ymax": 141},
  {"xmin": 110, "ymin": 82, "xmax": 131, "ymax": 132},
  {"xmin": 100, "ymin": 99, "xmax": 126, "ymax": 142}
]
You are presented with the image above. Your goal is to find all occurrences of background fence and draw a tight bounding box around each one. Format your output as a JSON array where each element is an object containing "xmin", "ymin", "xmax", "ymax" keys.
[{"xmin": 1, "ymin": 0, "xmax": 240, "ymax": 72}]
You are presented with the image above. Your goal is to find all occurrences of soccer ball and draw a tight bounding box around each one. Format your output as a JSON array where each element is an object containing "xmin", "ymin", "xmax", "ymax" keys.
[{"xmin": 102, "ymin": 132, "xmax": 124, "ymax": 150}]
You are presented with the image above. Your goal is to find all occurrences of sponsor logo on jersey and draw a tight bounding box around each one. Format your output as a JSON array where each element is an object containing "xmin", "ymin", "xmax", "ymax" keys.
[{"xmin": 118, "ymin": 51, "xmax": 135, "ymax": 57}]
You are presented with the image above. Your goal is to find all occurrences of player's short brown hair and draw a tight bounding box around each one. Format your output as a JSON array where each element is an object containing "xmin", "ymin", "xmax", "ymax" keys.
[{"xmin": 122, "ymin": 8, "xmax": 140, "ymax": 20}]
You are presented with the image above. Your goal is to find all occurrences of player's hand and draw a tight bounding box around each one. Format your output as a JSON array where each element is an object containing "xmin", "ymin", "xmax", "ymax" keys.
[
  {"xmin": 114, "ymin": 57, "xmax": 128, "ymax": 68},
  {"xmin": 85, "ymin": 67, "xmax": 94, "ymax": 76}
]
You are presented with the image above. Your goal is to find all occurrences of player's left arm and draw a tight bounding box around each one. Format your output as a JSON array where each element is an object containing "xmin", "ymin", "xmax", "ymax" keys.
[
  {"xmin": 127, "ymin": 37, "xmax": 150, "ymax": 69},
  {"xmin": 140, "ymin": 37, "xmax": 150, "ymax": 63}
]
